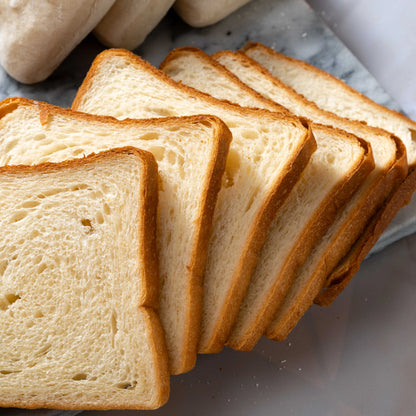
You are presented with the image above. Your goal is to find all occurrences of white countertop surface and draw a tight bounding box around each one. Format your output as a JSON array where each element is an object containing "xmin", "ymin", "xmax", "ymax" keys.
[{"xmin": 307, "ymin": 0, "xmax": 416, "ymax": 120}]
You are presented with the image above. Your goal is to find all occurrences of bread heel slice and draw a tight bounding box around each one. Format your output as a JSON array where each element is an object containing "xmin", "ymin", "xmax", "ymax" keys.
[
  {"xmin": 73, "ymin": 48, "xmax": 315, "ymax": 354},
  {"xmin": 0, "ymin": 148, "xmax": 170, "ymax": 409}
]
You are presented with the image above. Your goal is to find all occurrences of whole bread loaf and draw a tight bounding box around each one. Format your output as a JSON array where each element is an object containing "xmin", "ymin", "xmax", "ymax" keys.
[
  {"xmin": 0, "ymin": 0, "xmax": 115, "ymax": 84},
  {"xmin": 94, "ymin": 0, "xmax": 175, "ymax": 49},
  {"xmin": 174, "ymin": 0, "xmax": 253, "ymax": 27}
]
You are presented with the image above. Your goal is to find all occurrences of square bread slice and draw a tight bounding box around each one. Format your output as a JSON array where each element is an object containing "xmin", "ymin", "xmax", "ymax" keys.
[
  {"xmin": 0, "ymin": 147, "xmax": 169, "ymax": 410},
  {"xmin": 242, "ymin": 42, "xmax": 416, "ymax": 306},
  {"xmin": 160, "ymin": 47, "xmax": 374, "ymax": 349},
  {"xmin": 0, "ymin": 97, "xmax": 231, "ymax": 375},
  {"xmin": 72, "ymin": 48, "xmax": 316, "ymax": 354}
]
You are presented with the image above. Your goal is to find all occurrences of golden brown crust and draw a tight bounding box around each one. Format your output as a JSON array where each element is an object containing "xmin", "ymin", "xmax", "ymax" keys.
[
  {"xmin": 215, "ymin": 48, "xmax": 403, "ymax": 170},
  {"xmin": 267, "ymin": 171, "xmax": 416, "ymax": 341},
  {"xmin": 171, "ymin": 115, "xmax": 232, "ymax": 374},
  {"xmin": 315, "ymin": 141, "xmax": 412, "ymax": 306},
  {"xmin": 138, "ymin": 147, "xmax": 160, "ymax": 309},
  {"xmin": 265, "ymin": 145, "xmax": 409, "ymax": 341},
  {"xmin": 160, "ymin": 47, "xmax": 291, "ymax": 116},
  {"xmin": 72, "ymin": 48, "xmax": 307, "ymax": 128},
  {"xmin": 198, "ymin": 48, "xmax": 404, "ymax": 346},
  {"xmin": 142, "ymin": 307, "xmax": 171, "ymax": 408},
  {"xmin": 242, "ymin": 42, "xmax": 416, "ymax": 147},
  {"xmin": 198, "ymin": 123, "xmax": 317, "ymax": 354},
  {"xmin": 0, "ymin": 96, "xmax": 229, "ymax": 136},
  {"xmin": 228, "ymin": 124, "xmax": 374, "ymax": 350}
]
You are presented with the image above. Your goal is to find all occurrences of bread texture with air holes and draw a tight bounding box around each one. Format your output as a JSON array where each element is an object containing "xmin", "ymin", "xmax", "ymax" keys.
[
  {"xmin": 209, "ymin": 48, "xmax": 408, "ymax": 309},
  {"xmin": 240, "ymin": 42, "xmax": 414, "ymax": 306},
  {"xmin": 0, "ymin": 148, "xmax": 169, "ymax": 410},
  {"xmin": 0, "ymin": 97, "xmax": 231, "ymax": 375},
  {"xmin": 72, "ymin": 48, "xmax": 316, "ymax": 354},
  {"xmin": 160, "ymin": 47, "xmax": 374, "ymax": 350}
]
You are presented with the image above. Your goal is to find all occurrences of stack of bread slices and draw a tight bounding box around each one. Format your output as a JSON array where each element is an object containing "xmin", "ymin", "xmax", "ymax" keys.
[{"xmin": 0, "ymin": 42, "xmax": 414, "ymax": 410}]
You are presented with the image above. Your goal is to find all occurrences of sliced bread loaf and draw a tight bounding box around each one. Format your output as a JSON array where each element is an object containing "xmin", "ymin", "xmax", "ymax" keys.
[
  {"xmin": 0, "ymin": 97, "xmax": 231, "ymax": 375},
  {"xmin": 242, "ymin": 42, "xmax": 416, "ymax": 306},
  {"xmin": 160, "ymin": 47, "xmax": 374, "ymax": 349},
  {"xmin": 0, "ymin": 147, "xmax": 169, "ymax": 409},
  {"xmin": 72, "ymin": 48, "xmax": 316, "ymax": 354}
]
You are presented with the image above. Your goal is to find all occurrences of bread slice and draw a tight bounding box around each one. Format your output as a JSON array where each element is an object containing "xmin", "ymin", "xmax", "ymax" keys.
[
  {"xmin": 160, "ymin": 47, "xmax": 374, "ymax": 349},
  {"xmin": 94, "ymin": 0, "xmax": 175, "ymax": 49},
  {"xmin": 0, "ymin": 147, "xmax": 170, "ymax": 409},
  {"xmin": 0, "ymin": 97, "xmax": 231, "ymax": 375},
  {"xmin": 72, "ymin": 48, "xmax": 316, "ymax": 354},
  {"xmin": 242, "ymin": 42, "xmax": 416, "ymax": 306}
]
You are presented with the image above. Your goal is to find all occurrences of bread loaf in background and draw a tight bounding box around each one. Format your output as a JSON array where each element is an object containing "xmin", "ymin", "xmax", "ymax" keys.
[
  {"xmin": 0, "ymin": 0, "xmax": 115, "ymax": 84},
  {"xmin": 0, "ymin": 0, "xmax": 253, "ymax": 83},
  {"xmin": 94, "ymin": 0, "xmax": 175, "ymax": 50},
  {"xmin": 174, "ymin": 0, "xmax": 253, "ymax": 27}
]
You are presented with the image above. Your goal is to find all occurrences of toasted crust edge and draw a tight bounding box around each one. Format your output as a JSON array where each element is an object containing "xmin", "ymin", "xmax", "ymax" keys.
[
  {"xmin": 171, "ymin": 114, "xmax": 232, "ymax": 374},
  {"xmin": 160, "ymin": 46, "xmax": 291, "ymax": 116},
  {"xmin": 72, "ymin": 48, "xmax": 308, "ymax": 128}
]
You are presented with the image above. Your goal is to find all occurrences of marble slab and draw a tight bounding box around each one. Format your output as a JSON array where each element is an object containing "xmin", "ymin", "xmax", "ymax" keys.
[{"xmin": 0, "ymin": 0, "xmax": 414, "ymax": 415}]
